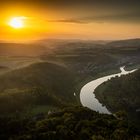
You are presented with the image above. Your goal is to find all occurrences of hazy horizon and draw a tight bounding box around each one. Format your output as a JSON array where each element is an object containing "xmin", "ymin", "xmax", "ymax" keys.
[{"xmin": 1, "ymin": 37, "xmax": 140, "ymax": 44}]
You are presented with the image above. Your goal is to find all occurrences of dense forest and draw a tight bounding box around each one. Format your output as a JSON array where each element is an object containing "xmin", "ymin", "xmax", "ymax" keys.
[
  {"xmin": 95, "ymin": 69, "xmax": 140, "ymax": 129},
  {"xmin": 0, "ymin": 106, "xmax": 139, "ymax": 140}
]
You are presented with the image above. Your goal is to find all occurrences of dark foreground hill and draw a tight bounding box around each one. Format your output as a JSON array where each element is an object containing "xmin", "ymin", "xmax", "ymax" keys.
[
  {"xmin": 0, "ymin": 106, "xmax": 139, "ymax": 140},
  {"xmin": 95, "ymin": 69, "xmax": 140, "ymax": 128},
  {"xmin": 0, "ymin": 62, "xmax": 76, "ymax": 114}
]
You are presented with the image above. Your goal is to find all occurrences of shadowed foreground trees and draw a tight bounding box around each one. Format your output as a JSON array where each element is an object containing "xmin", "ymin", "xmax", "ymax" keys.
[{"xmin": 0, "ymin": 106, "xmax": 139, "ymax": 140}]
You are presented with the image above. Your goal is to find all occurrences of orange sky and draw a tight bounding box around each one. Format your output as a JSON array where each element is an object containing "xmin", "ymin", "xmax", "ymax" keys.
[{"xmin": 0, "ymin": 0, "xmax": 140, "ymax": 41}]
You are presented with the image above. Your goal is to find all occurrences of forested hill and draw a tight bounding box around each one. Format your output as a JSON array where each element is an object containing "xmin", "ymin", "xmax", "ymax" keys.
[
  {"xmin": 0, "ymin": 106, "xmax": 139, "ymax": 140},
  {"xmin": 0, "ymin": 62, "xmax": 76, "ymax": 114},
  {"xmin": 95, "ymin": 69, "xmax": 140, "ymax": 127}
]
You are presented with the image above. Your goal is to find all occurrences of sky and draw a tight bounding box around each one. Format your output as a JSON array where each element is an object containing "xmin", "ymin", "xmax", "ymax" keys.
[{"xmin": 0, "ymin": 0, "xmax": 140, "ymax": 41}]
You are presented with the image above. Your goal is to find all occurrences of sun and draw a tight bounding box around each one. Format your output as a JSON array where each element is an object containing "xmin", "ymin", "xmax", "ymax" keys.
[{"xmin": 8, "ymin": 17, "xmax": 25, "ymax": 29}]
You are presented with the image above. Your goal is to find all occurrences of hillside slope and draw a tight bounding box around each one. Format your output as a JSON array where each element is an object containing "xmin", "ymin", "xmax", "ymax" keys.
[
  {"xmin": 0, "ymin": 62, "xmax": 76, "ymax": 114},
  {"xmin": 95, "ymin": 69, "xmax": 140, "ymax": 126}
]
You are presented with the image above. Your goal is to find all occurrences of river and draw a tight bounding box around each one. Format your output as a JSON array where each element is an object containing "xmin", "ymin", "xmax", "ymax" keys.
[{"xmin": 80, "ymin": 67, "xmax": 137, "ymax": 114}]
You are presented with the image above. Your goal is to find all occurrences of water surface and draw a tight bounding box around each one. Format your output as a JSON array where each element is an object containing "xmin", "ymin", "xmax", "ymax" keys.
[{"xmin": 80, "ymin": 67, "xmax": 137, "ymax": 114}]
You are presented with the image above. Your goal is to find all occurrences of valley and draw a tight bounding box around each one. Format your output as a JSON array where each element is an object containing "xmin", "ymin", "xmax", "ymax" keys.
[{"xmin": 0, "ymin": 39, "xmax": 140, "ymax": 139}]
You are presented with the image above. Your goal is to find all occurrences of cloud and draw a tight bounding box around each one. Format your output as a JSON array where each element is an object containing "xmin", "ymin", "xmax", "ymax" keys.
[
  {"xmin": 1, "ymin": 0, "xmax": 140, "ymax": 9},
  {"xmin": 1, "ymin": 0, "xmax": 140, "ymax": 24},
  {"xmin": 47, "ymin": 19, "xmax": 88, "ymax": 24},
  {"xmin": 47, "ymin": 11, "xmax": 140, "ymax": 24},
  {"xmin": 43, "ymin": 0, "xmax": 140, "ymax": 24},
  {"xmin": 82, "ymin": 12, "xmax": 140, "ymax": 23}
]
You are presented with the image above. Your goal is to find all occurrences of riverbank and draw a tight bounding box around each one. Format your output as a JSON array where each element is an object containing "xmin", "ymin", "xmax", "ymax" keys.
[
  {"xmin": 80, "ymin": 67, "xmax": 137, "ymax": 114},
  {"xmin": 94, "ymin": 68, "xmax": 140, "ymax": 129}
]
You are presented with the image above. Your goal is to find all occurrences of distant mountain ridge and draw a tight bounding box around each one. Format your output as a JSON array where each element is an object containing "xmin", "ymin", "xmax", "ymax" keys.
[
  {"xmin": 0, "ymin": 43, "xmax": 46, "ymax": 56},
  {"xmin": 0, "ymin": 38, "xmax": 140, "ymax": 56},
  {"xmin": 107, "ymin": 38, "xmax": 140, "ymax": 47}
]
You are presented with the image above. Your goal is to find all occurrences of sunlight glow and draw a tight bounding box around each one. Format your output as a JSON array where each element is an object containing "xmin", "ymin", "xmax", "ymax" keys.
[{"xmin": 8, "ymin": 17, "xmax": 25, "ymax": 29}]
